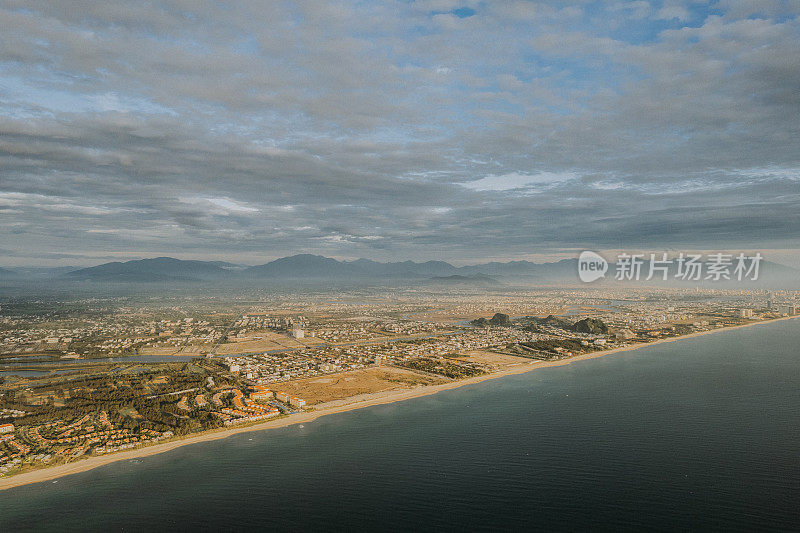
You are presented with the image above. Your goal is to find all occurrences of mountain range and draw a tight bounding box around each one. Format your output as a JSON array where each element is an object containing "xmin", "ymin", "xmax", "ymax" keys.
[
  {"xmin": 62, "ymin": 257, "xmax": 240, "ymax": 282},
  {"xmin": 0, "ymin": 254, "xmax": 797, "ymax": 287}
]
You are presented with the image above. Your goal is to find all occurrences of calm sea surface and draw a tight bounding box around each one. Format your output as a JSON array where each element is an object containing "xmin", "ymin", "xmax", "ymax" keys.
[{"xmin": 1, "ymin": 318, "xmax": 799, "ymax": 532}]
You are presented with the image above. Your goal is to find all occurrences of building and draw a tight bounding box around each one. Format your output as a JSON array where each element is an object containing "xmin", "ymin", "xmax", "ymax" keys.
[
  {"xmin": 291, "ymin": 328, "xmax": 305, "ymax": 339},
  {"xmin": 250, "ymin": 390, "xmax": 273, "ymax": 400},
  {"xmin": 777, "ymin": 304, "xmax": 797, "ymax": 316},
  {"xmin": 288, "ymin": 397, "xmax": 307, "ymax": 408},
  {"xmin": 738, "ymin": 308, "xmax": 754, "ymax": 318},
  {"xmin": 0, "ymin": 423, "xmax": 14, "ymax": 435}
]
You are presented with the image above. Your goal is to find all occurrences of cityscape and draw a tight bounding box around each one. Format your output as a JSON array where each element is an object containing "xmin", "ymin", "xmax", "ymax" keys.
[{"xmin": 2, "ymin": 284, "xmax": 797, "ymax": 479}]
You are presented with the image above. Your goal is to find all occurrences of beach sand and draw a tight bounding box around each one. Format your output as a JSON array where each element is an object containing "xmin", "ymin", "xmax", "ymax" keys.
[{"xmin": 1, "ymin": 315, "xmax": 796, "ymax": 492}]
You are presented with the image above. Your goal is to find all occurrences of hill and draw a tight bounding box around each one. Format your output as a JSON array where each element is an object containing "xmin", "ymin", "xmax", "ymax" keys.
[
  {"xmin": 64, "ymin": 257, "xmax": 230, "ymax": 282},
  {"xmin": 243, "ymin": 254, "xmax": 348, "ymax": 278},
  {"xmin": 244, "ymin": 255, "xmax": 459, "ymax": 280},
  {"xmin": 571, "ymin": 318, "xmax": 608, "ymax": 334},
  {"xmin": 9, "ymin": 253, "xmax": 794, "ymax": 288}
]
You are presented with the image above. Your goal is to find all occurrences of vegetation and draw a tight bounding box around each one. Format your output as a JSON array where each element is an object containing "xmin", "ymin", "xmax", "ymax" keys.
[
  {"xmin": 526, "ymin": 338, "xmax": 590, "ymax": 353},
  {"xmin": 499, "ymin": 338, "xmax": 596, "ymax": 360},
  {"xmin": 527, "ymin": 315, "xmax": 572, "ymax": 329},
  {"xmin": 3, "ymin": 364, "xmax": 231, "ymax": 439},
  {"xmin": 397, "ymin": 357, "xmax": 486, "ymax": 379},
  {"xmin": 571, "ymin": 318, "xmax": 608, "ymax": 334}
]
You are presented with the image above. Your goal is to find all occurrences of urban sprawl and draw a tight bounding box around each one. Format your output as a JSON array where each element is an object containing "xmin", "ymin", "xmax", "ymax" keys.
[{"xmin": 1, "ymin": 287, "xmax": 797, "ymax": 478}]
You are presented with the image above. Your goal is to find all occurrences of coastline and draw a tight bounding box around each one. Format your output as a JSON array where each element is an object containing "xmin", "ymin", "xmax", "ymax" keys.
[{"xmin": 1, "ymin": 315, "xmax": 796, "ymax": 492}]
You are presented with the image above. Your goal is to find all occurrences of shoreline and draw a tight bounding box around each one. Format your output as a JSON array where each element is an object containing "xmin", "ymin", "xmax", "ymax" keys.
[{"xmin": 1, "ymin": 315, "xmax": 796, "ymax": 492}]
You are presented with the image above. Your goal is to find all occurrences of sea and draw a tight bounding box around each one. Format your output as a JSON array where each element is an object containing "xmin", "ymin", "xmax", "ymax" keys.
[{"xmin": 1, "ymin": 318, "xmax": 799, "ymax": 532}]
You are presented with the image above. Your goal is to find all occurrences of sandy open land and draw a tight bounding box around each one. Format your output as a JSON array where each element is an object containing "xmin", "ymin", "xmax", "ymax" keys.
[
  {"xmin": 1, "ymin": 315, "xmax": 796, "ymax": 491},
  {"xmin": 452, "ymin": 349, "xmax": 536, "ymax": 369},
  {"xmin": 269, "ymin": 366, "xmax": 448, "ymax": 405}
]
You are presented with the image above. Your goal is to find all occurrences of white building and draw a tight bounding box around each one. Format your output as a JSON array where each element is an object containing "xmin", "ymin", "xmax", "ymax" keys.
[{"xmin": 288, "ymin": 397, "xmax": 307, "ymax": 408}]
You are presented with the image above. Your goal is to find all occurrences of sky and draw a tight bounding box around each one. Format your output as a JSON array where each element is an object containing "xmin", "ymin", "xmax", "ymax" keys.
[{"xmin": 1, "ymin": 0, "xmax": 799, "ymax": 267}]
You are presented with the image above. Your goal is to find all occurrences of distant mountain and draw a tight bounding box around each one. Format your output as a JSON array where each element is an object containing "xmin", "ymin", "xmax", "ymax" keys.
[
  {"xmin": 376, "ymin": 260, "xmax": 458, "ymax": 277},
  {"xmin": 64, "ymin": 257, "xmax": 229, "ymax": 282},
  {"xmin": 13, "ymin": 253, "xmax": 795, "ymax": 288},
  {"xmin": 244, "ymin": 255, "xmax": 459, "ymax": 280},
  {"xmin": 244, "ymin": 254, "xmax": 348, "ymax": 278},
  {"xmin": 459, "ymin": 258, "xmax": 578, "ymax": 282},
  {"xmin": 4, "ymin": 266, "xmax": 78, "ymax": 280}
]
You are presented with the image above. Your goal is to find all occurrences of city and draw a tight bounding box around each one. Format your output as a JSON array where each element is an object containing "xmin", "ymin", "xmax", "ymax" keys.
[{"xmin": 1, "ymin": 286, "xmax": 797, "ymax": 479}]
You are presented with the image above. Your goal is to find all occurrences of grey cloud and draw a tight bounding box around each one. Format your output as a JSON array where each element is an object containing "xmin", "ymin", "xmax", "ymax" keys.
[{"xmin": 0, "ymin": 1, "xmax": 798, "ymax": 265}]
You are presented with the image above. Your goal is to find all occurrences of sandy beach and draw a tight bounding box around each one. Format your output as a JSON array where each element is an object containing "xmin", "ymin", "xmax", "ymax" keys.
[{"xmin": 1, "ymin": 315, "xmax": 796, "ymax": 492}]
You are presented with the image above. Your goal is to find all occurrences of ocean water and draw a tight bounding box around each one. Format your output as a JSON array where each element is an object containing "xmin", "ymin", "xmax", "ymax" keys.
[{"xmin": 1, "ymin": 319, "xmax": 799, "ymax": 532}]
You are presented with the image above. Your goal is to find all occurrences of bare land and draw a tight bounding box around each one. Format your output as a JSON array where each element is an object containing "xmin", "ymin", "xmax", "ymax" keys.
[
  {"xmin": 450, "ymin": 349, "xmax": 535, "ymax": 370},
  {"xmin": 268, "ymin": 366, "xmax": 447, "ymax": 405}
]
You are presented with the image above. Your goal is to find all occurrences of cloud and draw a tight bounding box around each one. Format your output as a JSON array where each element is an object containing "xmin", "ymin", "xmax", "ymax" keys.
[
  {"xmin": 184, "ymin": 197, "xmax": 260, "ymax": 214},
  {"xmin": 461, "ymin": 172, "xmax": 579, "ymax": 192},
  {"xmin": 656, "ymin": 2, "xmax": 692, "ymax": 21},
  {"xmin": 0, "ymin": 1, "xmax": 798, "ymax": 265}
]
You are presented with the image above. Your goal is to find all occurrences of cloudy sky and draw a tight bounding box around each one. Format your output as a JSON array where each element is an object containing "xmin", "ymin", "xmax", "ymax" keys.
[{"xmin": 1, "ymin": 1, "xmax": 799, "ymax": 266}]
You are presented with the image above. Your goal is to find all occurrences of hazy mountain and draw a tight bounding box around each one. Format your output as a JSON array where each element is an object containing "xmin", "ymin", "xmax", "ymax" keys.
[
  {"xmin": 3, "ymin": 266, "xmax": 78, "ymax": 280},
  {"xmin": 11, "ymin": 254, "xmax": 793, "ymax": 288},
  {"xmin": 240, "ymin": 255, "xmax": 571, "ymax": 283},
  {"xmin": 379, "ymin": 260, "xmax": 458, "ymax": 277},
  {"xmin": 244, "ymin": 255, "xmax": 459, "ymax": 279},
  {"xmin": 243, "ymin": 254, "xmax": 349, "ymax": 278},
  {"xmin": 64, "ymin": 257, "xmax": 229, "ymax": 282},
  {"xmin": 459, "ymin": 258, "xmax": 578, "ymax": 281}
]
